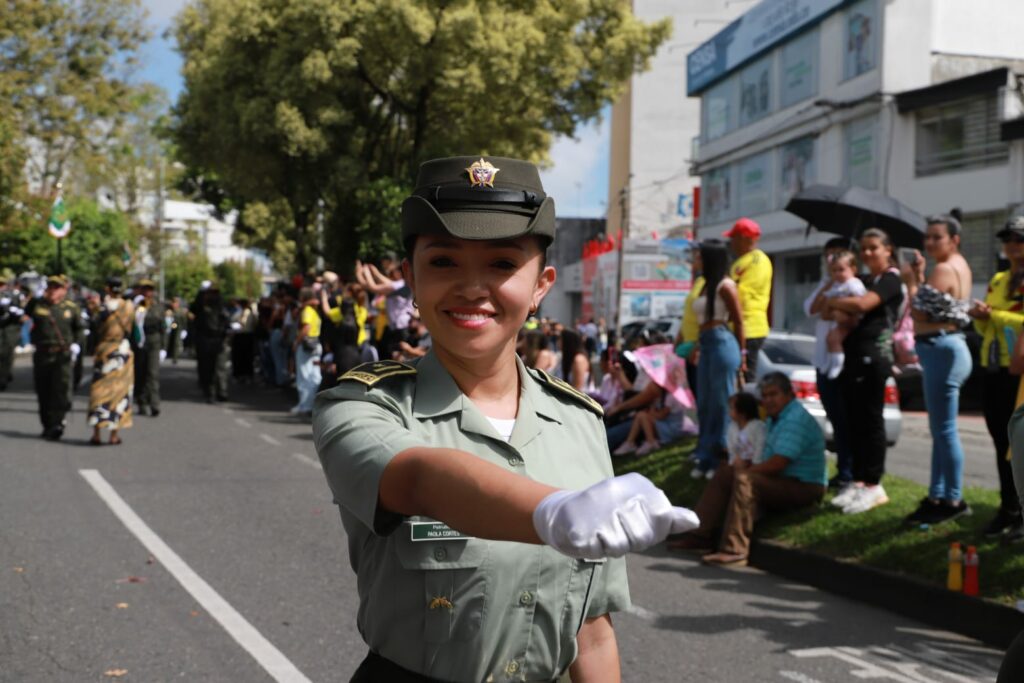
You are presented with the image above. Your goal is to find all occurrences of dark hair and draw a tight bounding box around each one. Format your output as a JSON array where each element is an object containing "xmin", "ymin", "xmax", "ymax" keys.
[
  {"xmin": 759, "ymin": 371, "xmax": 794, "ymax": 397},
  {"xmin": 731, "ymin": 391, "xmax": 761, "ymax": 421},
  {"xmin": 106, "ymin": 276, "xmax": 123, "ymax": 294},
  {"xmin": 829, "ymin": 249, "xmax": 857, "ymax": 269},
  {"xmin": 699, "ymin": 239, "xmax": 731, "ymax": 320},
  {"xmin": 925, "ymin": 213, "xmax": 962, "ymax": 238},
  {"xmin": 824, "ymin": 237, "xmax": 854, "ymax": 253},
  {"xmin": 859, "ymin": 228, "xmax": 899, "ymax": 268},
  {"xmin": 524, "ymin": 330, "xmax": 547, "ymax": 368},
  {"xmin": 560, "ymin": 328, "xmax": 586, "ymax": 381}
]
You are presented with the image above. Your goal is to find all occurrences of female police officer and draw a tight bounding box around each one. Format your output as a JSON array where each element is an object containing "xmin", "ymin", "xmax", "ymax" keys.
[{"xmin": 313, "ymin": 157, "xmax": 697, "ymax": 683}]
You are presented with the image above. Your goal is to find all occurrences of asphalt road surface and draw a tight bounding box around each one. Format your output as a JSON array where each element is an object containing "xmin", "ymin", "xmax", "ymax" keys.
[{"xmin": 0, "ymin": 356, "xmax": 1006, "ymax": 682}]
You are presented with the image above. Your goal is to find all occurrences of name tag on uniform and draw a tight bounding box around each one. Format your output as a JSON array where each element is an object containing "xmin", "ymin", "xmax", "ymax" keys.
[{"xmin": 408, "ymin": 521, "xmax": 471, "ymax": 542}]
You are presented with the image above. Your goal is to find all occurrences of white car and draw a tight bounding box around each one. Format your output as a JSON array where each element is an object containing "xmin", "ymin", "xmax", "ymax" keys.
[{"xmin": 753, "ymin": 330, "xmax": 901, "ymax": 448}]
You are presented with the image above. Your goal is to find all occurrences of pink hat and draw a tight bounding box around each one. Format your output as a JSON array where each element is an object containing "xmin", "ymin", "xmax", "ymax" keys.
[{"xmin": 723, "ymin": 217, "xmax": 761, "ymax": 238}]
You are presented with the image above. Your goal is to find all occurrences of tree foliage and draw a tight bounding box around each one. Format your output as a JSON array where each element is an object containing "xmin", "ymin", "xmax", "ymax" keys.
[
  {"xmin": 163, "ymin": 250, "xmax": 214, "ymax": 304},
  {"xmin": 214, "ymin": 258, "xmax": 264, "ymax": 301},
  {"xmin": 172, "ymin": 0, "xmax": 670, "ymax": 273}
]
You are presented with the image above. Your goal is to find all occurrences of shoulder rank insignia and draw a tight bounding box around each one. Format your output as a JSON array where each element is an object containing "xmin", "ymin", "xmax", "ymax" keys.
[
  {"xmin": 535, "ymin": 369, "xmax": 603, "ymax": 416},
  {"xmin": 339, "ymin": 360, "xmax": 417, "ymax": 387}
]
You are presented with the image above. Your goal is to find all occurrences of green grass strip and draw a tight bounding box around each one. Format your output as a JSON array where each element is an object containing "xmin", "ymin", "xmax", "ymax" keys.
[{"xmin": 613, "ymin": 438, "xmax": 1024, "ymax": 605}]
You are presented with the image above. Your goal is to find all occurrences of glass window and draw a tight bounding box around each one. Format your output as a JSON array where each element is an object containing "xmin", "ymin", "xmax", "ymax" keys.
[
  {"xmin": 780, "ymin": 29, "xmax": 818, "ymax": 108},
  {"xmin": 702, "ymin": 165, "xmax": 734, "ymax": 223},
  {"xmin": 844, "ymin": 0, "xmax": 877, "ymax": 80},
  {"xmin": 914, "ymin": 94, "xmax": 1009, "ymax": 176},
  {"xmin": 739, "ymin": 56, "xmax": 773, "ymax": 127},
  {"xmin": 845, "ymin": 115, "xmax": 879, "ymax": 189},
  {"xmin": 738, "ymin": 152, "xmax": 773, "ymax": 215},
  {"xmin": 778, "ymin": 136, "xmax": 816, "ymax": 206},
  {"xmin": 703, "ymin": 77, "xmax": 737, "ymax": 142}
]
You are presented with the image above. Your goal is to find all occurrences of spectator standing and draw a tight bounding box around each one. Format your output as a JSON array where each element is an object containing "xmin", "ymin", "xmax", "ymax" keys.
[
  {"xmin": 357, "ymin": 260, "xmax": 415, "ymax": 359},
  {"xmin": 291, "ymin": 287, "xmax": 322, "ymax": 416},
  {"xmin": 691, "ymin": 239, "xmax": 745, "ymax": 479},
  {"xmin": 725, "ymin": 217, "xmax": 772, "ymax": 382},
  {"xmin": 669, "ymin": 373, "xmax": 825, "ymax": 566},
  {"xmin": 826, "ymin": 229, "xmax": 904, "ymax": 514},
  {"xmin": 191, "ymin": 281, "xmax": 231, "ymax": 403},
  {"xmin": 523, "ymin": 329, "xmax": 558, "ymax": 373},
  {"xmin": 803, "ymin": 238, "xmax": 857, "ymax": 489},
  {"xmin": 968, "ymin": 216, "xmax": 1024, "ymax": 538},
  {"xmin": 903, "ymin": 214, "xmax": 973, "ymax": 524},
  {"xmin": 230, "ymin": 298, "xmax": 257, "ymax": 383},
  {"xmin": 135, "ymin": 280, "xmax": 165, "ymax": 417},
  {"xmin": 677, "ymin": 249, "xmax": 705, "ymax": 400},
  {"xmin": 559, "ymin": 328, "xmax": 592, "ymax": 391}
]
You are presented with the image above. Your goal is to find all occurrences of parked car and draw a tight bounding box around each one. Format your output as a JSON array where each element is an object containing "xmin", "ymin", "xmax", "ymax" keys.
[
  {"xmin": 753, "ymin": 330, "xmax": 902, "ymax": 448},
  {"xmin": 621, "ymin": 317, "xmax": 682, "ymax": 345}
]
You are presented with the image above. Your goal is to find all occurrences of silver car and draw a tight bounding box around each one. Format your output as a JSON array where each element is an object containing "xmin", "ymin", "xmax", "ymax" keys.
[{"xmin": 753, "ymin": 330, "xmax": 902, "ymax": 448}]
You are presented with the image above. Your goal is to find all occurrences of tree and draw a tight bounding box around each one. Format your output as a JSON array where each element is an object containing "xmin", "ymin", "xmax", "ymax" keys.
[
  {"xmin": 214, "ymin": 258, "xmax": 264, "ymax": 301},
  {"xmin": 172, "ymin": 0, "xmax": 670, "ymax": 273},
  {"xmin": 163, "ymin": 250, "xmax": 214, "ymax": 304}
]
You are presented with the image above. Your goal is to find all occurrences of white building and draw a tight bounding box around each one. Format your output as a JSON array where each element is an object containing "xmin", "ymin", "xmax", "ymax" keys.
[{"xmin": 688, "ymin": 0, "xmax": 1024, "ymax": 332}]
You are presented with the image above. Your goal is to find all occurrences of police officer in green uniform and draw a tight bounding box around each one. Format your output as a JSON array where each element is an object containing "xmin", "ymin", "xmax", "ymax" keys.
[
  {"xmin": 135, "ymin": 279, "xmax": 166, "ymax": 416},
  {"xmin": 25, "ymin": 274, "xmax": 84, "ymax": 440},
  {"xmin": 313, "ymin": 157, "xmax": 698, "ymax": 683},
  {"xmin": 0, "ymin": 270, "xmax": 26, "ymax": 390},
  {"xmin": 191, "ymin": 281, "xmax": 230, "ymax": 402}
]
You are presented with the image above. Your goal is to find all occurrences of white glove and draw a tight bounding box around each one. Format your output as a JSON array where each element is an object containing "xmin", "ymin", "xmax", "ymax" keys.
[
  {"xmin": 9, "ymin": 306, "xmax": 23, "ymax": 316},
  {"xmin": 230, "ymin": 321, "xmax": 243, "ymax": 331},
  {"xmin": 180, "ymin": 330, "xmax": 188, "ymax": 341},
  {"xmin": 533, "ymin": 473, "xmax": 699, "ymax": 559},
  {"xmin": 159, "ymin": 349, "xmax": 167, "ymax": 362},
  {"xmin": 69, "ymin": 343, "xmax": 81, "ymax": 360}
]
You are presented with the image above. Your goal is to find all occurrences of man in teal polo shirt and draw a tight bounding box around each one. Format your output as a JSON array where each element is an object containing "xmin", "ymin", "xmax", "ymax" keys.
[{"xmin": 669, "ymin": 371, "xmax": 826, "ymax": 566}]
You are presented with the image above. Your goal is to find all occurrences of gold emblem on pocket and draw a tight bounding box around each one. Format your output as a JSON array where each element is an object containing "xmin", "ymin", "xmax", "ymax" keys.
[{"xmin": 429, "ymin": 596, "xmax": 453, "ymax": 611}]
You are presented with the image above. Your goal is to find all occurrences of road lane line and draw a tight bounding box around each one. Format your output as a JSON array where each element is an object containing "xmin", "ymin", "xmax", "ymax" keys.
[
  {"xmin": 235, "ymin": 418, "xmax": 252, "ymax": 428},
  {"xmin": 291, "ymin": 453, "xmax": 321, "ymax": 470},
  {"xmin": 260, "ymin": 434, "xmax": 281, "ymax": 446},
  {"xmin": 78, "ymin": 469, "xmax": 312, "ymax": 683}
]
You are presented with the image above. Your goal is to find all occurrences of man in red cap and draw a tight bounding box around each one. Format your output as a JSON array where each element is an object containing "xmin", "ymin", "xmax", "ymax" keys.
[{"xmin": 724, "ymin": 217, "xmax": 772, "ymax": 382}]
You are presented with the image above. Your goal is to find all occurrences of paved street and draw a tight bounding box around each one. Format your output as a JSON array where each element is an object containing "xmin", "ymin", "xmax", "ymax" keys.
[
  {"xmin": 0, "ymin": 356, "xmax": 1006, "ymax": 682},
  {"xmin": 888, "ymin": 410, "xmax": 999, "ymax": 493}
]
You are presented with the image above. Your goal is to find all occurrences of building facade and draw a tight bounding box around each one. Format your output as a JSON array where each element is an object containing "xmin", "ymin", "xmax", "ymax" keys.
[{"xmin": 688, "ymin": 0, "xmax": 1024, "ymax": 332}]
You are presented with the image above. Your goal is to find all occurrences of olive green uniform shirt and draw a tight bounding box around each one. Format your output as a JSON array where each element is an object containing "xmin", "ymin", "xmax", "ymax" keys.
[
  {"xmin": 313, "ymin": 351, "xmax": 630, "ymax": 683},
  {"xmin": 26, "ymin": 297, "xmax": 84, "ymax": 351}
]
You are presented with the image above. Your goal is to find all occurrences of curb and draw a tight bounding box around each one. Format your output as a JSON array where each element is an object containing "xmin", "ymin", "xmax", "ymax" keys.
[{"xmin": 749, "ymin": 538, "xmax": 1024, "ymax": 649}]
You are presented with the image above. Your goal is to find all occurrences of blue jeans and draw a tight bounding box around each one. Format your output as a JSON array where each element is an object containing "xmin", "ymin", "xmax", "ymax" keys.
[
  {"xmin": 917, "ymin": 332, "xmax": 972, "ymax": 501},
  {"xmin": 606, "ymin": 420, "xmax": 633, "ymax": 452},
  {"xmin": 294, "ymin": 343, "xmax": 322, "ymax": 412},
  {"xmin": 270, "ymin": 328, "xmax": 290, "ymax": 387},
  {"xmin": 817, "ymin": 371, "xmax": 853, "ymax": 483},
  {"xmin": 694, "ymin": 326, "xmax": 740, "ymax": 469}
]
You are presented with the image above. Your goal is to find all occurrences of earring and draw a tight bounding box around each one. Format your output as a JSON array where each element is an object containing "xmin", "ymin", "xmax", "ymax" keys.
[
  {"xmin": 412, "ymin": 299, "xmax": 418, "ymax": 309},
  {"xmin": 529, "ymin": 305, "xmax": 537, "ymax": 316}
]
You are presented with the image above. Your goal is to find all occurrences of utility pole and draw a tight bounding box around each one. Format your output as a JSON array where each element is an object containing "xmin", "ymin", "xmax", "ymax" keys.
[
  {"xmin": 614, "ymin": 181, "xmax": 630, "ymax": 342},
  {"xmin": 156, "ymin": 159, "xmax": 165, "ymax": 302}
]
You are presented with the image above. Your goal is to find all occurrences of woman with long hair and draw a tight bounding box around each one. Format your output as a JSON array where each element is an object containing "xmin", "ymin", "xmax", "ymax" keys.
[
  {"xmin": 523, "ymin": 329, "xmax": 557, "ymax": 372},
  {"xmin": 87, "ymin": 277, "xmax": 135, "ymax": 445},
  {"xmin": 559, "ymin": 327, "xmax": 592, "ymax": 391},
  {"xmin": 826, "ymin": 228, "xmax": 905, "ymax": 514},
  {"xmin": 904, "ymin": 213, "xmax": 973, "ymax": 524},
  {"xmin": 969, "ymin": 216, "xmax": 1024, "ymax": 539},
  {"xmin": 690, "ymin": 239, "xmax": 745, "ymax": 479},
  {"xmin": 313, "ymin": 156, "xmax": 696, "ymax": 681}
]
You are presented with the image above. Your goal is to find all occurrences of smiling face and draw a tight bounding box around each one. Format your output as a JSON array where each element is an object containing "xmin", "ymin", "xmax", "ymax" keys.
[
  {"xmin": 859, "ymin": 235, "xmax": 892, "ymax": 275},
  {"xmin": 404, "ymin": 235, "xmax": 556, "ymax": 364},
  {"xmin": 924, "ymin": 222, "xmax": 959, "ymax": 261}
]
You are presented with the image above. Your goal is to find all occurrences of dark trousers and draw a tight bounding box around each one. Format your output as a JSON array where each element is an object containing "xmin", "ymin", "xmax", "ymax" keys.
[
  {"xmin": 841, "ymin": 355, "xmax": 889, "ymax": 485},
  {"xmin": 690, "ymin": 464, "xmax": 824, "ymax": 556},
  {"xmin": 351, "ymin": 652, "xmax": 442, "ymax": 683},
  {"xmin": 983, "ymin": 369, "xmax": 1022, "ymax": 513},
  {"xmin": 231, "ymin": 332, "xmax": 255, "ymax": 378},
  {"xmin": 686, "ymin": 358, "xmax": 698, "ymax": 402},
  {"xmin": 817, "ymin": 371, "xmax": 853, "ymax": 483},
  {"xmin": 136, "ymin": 343, "xmax": 162, "ymax": 410},
  {"xmin": 744, "ymin": 336, "xmax": 766, "ymax": 383},
  {"xmin": 33, "ymin": 352, "xmax": 71, "ymax": 431},
  {"xmin": 998, "ymin": 629, "xmax": 1024, "ymax": 683},
  {"xmin": 197, "ymin": 338, "xmax": 229, "ymax": 399}
]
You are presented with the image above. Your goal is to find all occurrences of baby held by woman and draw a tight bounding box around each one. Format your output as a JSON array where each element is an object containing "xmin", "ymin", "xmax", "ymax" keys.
[{"xmin": 823, "ymin": 250, "xmax": 866, "ymax": 378}]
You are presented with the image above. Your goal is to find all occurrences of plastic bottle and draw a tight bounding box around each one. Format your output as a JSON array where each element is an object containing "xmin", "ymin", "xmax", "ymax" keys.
[
  {"xmin": 963, "ymin": 546, "xmax": 979, "ymax": 596},
  {"xmin": 946, "ymin": 542, "xmax": 963, "ymax": 592}
]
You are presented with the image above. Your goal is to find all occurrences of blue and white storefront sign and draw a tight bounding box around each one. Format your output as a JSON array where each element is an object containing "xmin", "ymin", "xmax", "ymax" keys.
[{"xmin": 687, "ymin": 0, "xmax": 845, "ymax": 95}]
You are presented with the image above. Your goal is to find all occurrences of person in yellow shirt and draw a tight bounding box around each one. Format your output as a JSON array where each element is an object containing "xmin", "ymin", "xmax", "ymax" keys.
[
  {"xmin": 677, "ymin": 247, "xmax": 705, "ymax": 399},
  {"xmin": 292, "ymin": 287, "xmax": 322, "ymax": 416},
  {"xmin": 725, "ymin": 217, "xmax": 773, "ymax": 382}
]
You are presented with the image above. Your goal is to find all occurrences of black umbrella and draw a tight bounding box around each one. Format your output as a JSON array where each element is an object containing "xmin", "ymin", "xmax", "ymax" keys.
[{"xmin": 785, "ymin": 184, "xmax": 926, "ymax": 248}]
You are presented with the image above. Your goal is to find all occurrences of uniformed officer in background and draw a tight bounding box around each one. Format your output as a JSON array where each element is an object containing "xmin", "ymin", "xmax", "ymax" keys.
[
  {"xmin": 134, "ymin": 279, "xmax": 165, "ymax": 416},
  {"xmin": 191, "ymin": 280, "xmax": 230, "ymax": 402},
  {"xmin": 166, "ymin": 297, "xmax": 186, "ymax": 363},
  {"xmin": 0, "ymin": 269, "xmax": 26, "ymax": 390},
  {"xmin": 24, "ymin": 274, "xmax": 84, "ymax": 440},
  {"xmin": 313, "ymin": 156, "xmax": 697, "ymax": 683}
]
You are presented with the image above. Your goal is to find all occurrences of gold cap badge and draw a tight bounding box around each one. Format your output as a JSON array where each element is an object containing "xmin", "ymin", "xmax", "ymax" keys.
[{"xmin": 465, "ymin": 158, "xmax": 500, "ymax": 188}]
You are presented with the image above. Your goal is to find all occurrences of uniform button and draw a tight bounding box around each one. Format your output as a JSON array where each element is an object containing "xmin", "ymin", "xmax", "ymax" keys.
[
  {"xmin": 518, "ymin": 591, "xmax": 533, "ymax": 605},
  {"xmin": 508, "ymin": 457, "xmax": 523, "ymax": 466},
  {"xmin": 505, "ymin": 660, "xmax": 520, "ymax": 675},
  {"xmin": 433, "ymin": 547, "xmax": 447, "ymax": 561}
]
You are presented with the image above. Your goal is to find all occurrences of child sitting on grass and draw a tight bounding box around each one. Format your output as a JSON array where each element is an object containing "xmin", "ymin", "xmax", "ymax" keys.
[{"xmin": 612, "ymin": 388, "xmax": 688, "ymax": 458}]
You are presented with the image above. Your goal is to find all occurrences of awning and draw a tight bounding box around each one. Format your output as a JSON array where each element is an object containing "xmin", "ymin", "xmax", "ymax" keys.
[{"xmin": 894, "ymin": 67, "xmax": 1010, "ymax": 114}]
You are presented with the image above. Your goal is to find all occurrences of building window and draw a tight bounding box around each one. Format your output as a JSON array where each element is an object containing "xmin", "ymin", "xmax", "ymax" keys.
[
  {"xmin": 960, "ymin": 210, "xmax": 1009, "ymax": 287},
  {"xmin": 739, "ymin": 55, "xmax": 773, "ymax": 127},
  {"xmin": 702, "ymin": 165, "xmax": 734, "ymax": 223},
  {"xmin": 914, "ymin": 94, "xmax": 1009, "ymax": 176},
  {"xmin": 780, "ymin": 28, "xmax": 818, "ymax": 109},
  {"xmin": 778, "ymin": 136, "xmax": 816, "ymax": 206},
  {"xmin": 738, "ymin": 152, "xmax": 773, "ymax": 215},
  {"xmin": 844, "ymin": 0, "xmax": 877, "ymax": 81},
  {"xmin": 845, "ymin": 115, "xmax": 879, "ymax": 189},
  {"xmin": 703, "ymin": 77, "xmax": 737, "ymax": 142}
]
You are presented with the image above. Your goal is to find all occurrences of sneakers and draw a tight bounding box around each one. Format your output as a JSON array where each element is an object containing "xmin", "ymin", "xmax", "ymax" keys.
[
  {"xmin": 635, "ymin": 441, "xmax": 661, "ymax": 457},
  {"xmin": 827, "ymin": 475, "xmax": 852, "ymax": 491},
  {"xmin": 612, "ymin": 441, "xmax": 637, "ymax": 457},
  {"xmin": 690, "ymin": 465, "xmax": 711, "ymax": 480},
  {"xmin": 830, "ymin": 482, "xmax": 861, "ymax": 508},
  {"xmin": 842, "ymin": 484, "xmax": 889, "ymax": 514},
  {"xmin": 983, "ymin": 509, "xmax": 1023, "ymax": 537},
  {"xmin": 906, "ymin": 498, "xmax": 971, "ymax": 525},
  {"xmin": 904, "ymin": 498, "xmax": 942, "ymax": 525}
]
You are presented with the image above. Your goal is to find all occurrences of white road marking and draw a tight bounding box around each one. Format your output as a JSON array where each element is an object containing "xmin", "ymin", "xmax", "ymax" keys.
[
  {"xmin": 779, "ymin": 672, "xmax": 824, "ymax": 683},
  {"xmin": 235, "ymin": 418, "xmax": 252, "ymax": 428},
  {"xmin": 260, "ymin": 434, "xmax": 281, "ymax": 446},
  {"xmin": 291, "ymin": 453, "xmax": 321, "ymax": 470},
  {"xmin": 79, "ymin": 469, "xmax": 312, "ymax": 683}
]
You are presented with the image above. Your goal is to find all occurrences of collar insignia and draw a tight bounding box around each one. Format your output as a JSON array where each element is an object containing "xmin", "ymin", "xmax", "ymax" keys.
[{"xmin": 465, "ymin": 158, "xmax": 500, "ymax": 188}]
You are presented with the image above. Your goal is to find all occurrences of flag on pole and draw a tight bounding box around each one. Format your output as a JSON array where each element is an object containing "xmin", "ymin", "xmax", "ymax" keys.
[{"xmin": 48, "ymin": 193, "xmax": 72, "ymax": 239}]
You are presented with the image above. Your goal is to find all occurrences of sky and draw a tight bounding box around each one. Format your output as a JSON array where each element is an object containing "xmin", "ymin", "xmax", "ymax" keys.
[{"xmin": 136, "ymin": 1, "xmax": 610, "ymax": 219}]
